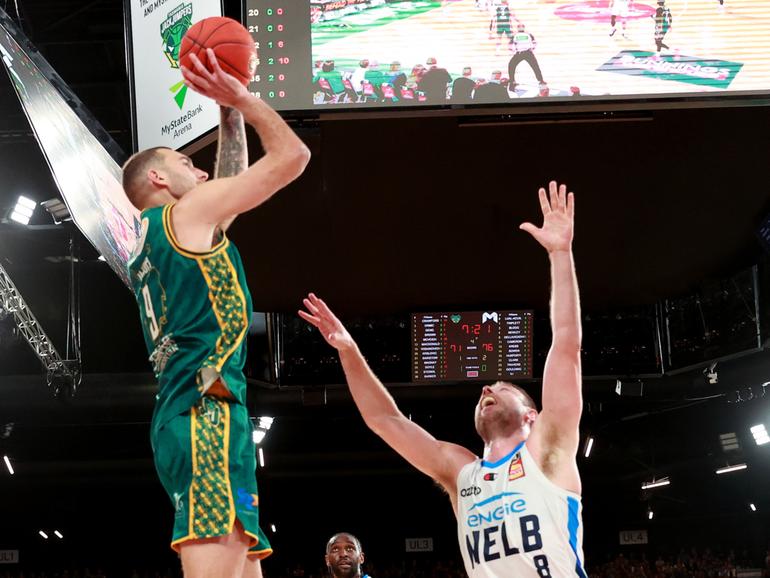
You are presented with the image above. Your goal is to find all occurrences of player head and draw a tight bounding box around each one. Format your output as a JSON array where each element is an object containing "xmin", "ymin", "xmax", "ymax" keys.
[
  {"xmin": 325, "ymin": 532, "xmax": 365, "ymax": 578},
  {"xmin": 517, "ymin": 23, "xmax": 526, "ymax": 32},
  {"xmin": 474, "ymin": 381, "xmax": 538, "ymax": 442},
  {"xmin": 122, "ymin": 147, "xmax": 209, "ymax": 210},
  {"xmin": 462, "ymin": 66, "xmax": 473, "ymax": 77}
]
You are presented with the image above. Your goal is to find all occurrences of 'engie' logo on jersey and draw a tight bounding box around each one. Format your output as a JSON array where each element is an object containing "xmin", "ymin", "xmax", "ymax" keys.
[
  {"xmin": 464, "ymin": 493, "xmax": 549, "ymax": 571},
  {"xmin": 463, "ymin": 492, "xmax": 553, "ymax": 572},
  {"xmin": 466, "ymin": 492, "xmax": 527, "ymax": 528}
]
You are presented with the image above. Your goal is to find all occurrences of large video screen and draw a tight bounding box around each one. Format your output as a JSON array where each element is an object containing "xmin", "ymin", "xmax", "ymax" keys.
[
  {"xmin": 246, "ymin": 0, "xmax": 770, "ymax": 112},
  {"xmin": 412, "ymin": 310, "xmax": 533, "ymax": 382}
]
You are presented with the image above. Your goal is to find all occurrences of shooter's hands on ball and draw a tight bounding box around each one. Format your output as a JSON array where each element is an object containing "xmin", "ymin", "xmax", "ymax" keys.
[
  {"xmin": 181, "ymin": 48, "xmax": 251, "ymax": 108},
  {"xmin": 519, "ymin": 180, "xmax": 575, "ymax": 254},
  {"xmin": 299, "ymin": 293, "xmax": 356, "ymax": 353}
]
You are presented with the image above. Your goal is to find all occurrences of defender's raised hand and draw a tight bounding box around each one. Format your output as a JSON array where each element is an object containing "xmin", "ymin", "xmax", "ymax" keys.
[
  {"xmin": 519, "ymin": 181, "xmax": 575, "ymax": 253},
  {"xmin": 299, "ymin": 293, "xmax": 355, "ymax": 352}
]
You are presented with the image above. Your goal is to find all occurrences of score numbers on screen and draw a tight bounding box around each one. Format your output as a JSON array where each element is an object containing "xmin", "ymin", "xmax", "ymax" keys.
[{"xmin": 412, "ymin": 311, "xmax": 533, "ymax": 383}]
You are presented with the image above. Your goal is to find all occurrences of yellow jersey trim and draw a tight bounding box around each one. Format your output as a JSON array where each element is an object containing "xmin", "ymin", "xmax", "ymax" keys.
[
  {"xmin": 247, "ymin": 547, "xmax": 274, "ymax": 559},
  {"xmin": 188, "ymin": 403, "xmax": 198, "ymax": 540},
  {"xmin": 223, "ymin": 402, "xmax": 236, "ymax": 531},
  {"xmin": 161, "ymin": 203, "xmax": 229, "ymax": 259}
]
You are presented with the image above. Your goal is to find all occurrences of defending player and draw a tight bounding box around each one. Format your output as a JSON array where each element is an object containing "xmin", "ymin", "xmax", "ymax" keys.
[
  {"xmin": 123, "ymin": 49, "xmax": 310, "ymax": 578},
  {"xmin": 300, "ymin": 182, "xmax": 585, "ymax": 576}
]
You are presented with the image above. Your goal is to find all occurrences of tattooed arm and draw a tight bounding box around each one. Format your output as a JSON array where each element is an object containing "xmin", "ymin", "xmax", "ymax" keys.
[{"xmin": 214, "ymin": 106, "xmax": 248, "ymax": 233}]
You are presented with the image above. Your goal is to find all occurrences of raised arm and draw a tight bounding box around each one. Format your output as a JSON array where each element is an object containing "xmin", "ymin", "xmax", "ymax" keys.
[
  {"xmin": 176, "ymin": 49, "xmax": 310, "ymax": 228},
  {"xmin": 520, "ymin": 182, "xmax": 582, "ymax": 476},
  {"xmin": 212, "ymin": 106, "xmax": 247, "ymax": 232},
  {"xmin": 299, "ymin": 294, "xmax": 476, "ymax": 501}
]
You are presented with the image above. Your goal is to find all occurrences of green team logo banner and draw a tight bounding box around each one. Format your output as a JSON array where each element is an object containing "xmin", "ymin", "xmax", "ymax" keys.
[
  {"xmin": 598, "ymin": 50, "xmax": 743, "ymax": 89},
  {"xmin": 160, "ymin": 3, "xmax": 194, "ymax": 109},
  {"xmin": 161, "ymin": 4, "xmax": 193, "ymax": 68},
  {"xmin": 127, "ymin": 0, "xmax": 221, "ymax": 151}
]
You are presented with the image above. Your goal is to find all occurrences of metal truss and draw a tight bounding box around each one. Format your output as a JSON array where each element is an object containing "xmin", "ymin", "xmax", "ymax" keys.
[{"xmin": 0, "ymin": 261, "xmax": 77, "ymax": 391}]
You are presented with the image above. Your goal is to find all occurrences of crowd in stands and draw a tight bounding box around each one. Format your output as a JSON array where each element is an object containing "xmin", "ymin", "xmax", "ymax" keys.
[
  {"xmin": 311, "ymin": 55, "xmax": 566, "ymax": 105},
  {"xmin": 590, "ymin": 548, "xmax": 770, "ymax": 578},
  {"xmin": 1, "ymin": 549, "xmax": 768, "ymax": 578}
]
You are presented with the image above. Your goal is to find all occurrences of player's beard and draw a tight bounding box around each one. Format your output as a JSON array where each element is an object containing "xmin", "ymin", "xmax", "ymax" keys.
[
  {"xmin": 476, "ymin": 404, "xmax": 523, "ymax": 441},
  {"xmin": 329, "ymin": 562, "xmax": 361, "ymax": 578}
]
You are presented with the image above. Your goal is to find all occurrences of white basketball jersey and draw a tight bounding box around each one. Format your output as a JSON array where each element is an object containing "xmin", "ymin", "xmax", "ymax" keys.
[{"xmin": 456, "ymin": 442, "xmax": 587, "ymax": 577}]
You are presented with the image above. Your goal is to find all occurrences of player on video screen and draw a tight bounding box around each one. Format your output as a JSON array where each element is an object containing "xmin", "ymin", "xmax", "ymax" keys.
[
  {"xmin": 490, "ymin": 0, "xmax": 518, "ymax": 53},
  {"xmin": 652, "ymin": 0, "xmax": 672, "ymax": 53},
  {"xmin": 609, "ymin": 0, "xmax": 631, "ymax": 37}
]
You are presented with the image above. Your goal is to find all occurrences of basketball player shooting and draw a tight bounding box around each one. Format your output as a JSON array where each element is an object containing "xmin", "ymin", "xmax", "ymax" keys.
[
  {"xmin": 122, "ymin": 47, "xmax": 310, "ymax": 578},
  {"xmin": 300, "ymin": 182, "xmax": 585, "ymax": 576}
]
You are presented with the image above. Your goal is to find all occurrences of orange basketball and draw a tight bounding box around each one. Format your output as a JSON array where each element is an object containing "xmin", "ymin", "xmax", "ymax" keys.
[{"xmin": 180, "ymin": 17, "xmax": 256, "ymax": 86}]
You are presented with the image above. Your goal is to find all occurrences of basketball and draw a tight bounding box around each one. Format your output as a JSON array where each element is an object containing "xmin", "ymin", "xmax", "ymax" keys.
[{"xmin": 180, "ymin": 17, "xmax": 256, "ymax": 86}]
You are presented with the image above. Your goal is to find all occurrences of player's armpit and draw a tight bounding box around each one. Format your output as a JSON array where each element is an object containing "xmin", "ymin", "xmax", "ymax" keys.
[{"xmin": 366, "ymin": 413, "xmax": 476, "ymax": 491}]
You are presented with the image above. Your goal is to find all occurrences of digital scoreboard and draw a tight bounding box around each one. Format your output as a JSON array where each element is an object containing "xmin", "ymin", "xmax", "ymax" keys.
[{"xmin": 412, "ymin": 311, "xmax": 533, "ymax": 383}]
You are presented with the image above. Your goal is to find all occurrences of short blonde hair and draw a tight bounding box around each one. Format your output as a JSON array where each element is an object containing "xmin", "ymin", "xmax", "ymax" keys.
[{"xmin": 121, "ymin": 146, "xmax": 170, "ymax": 205}]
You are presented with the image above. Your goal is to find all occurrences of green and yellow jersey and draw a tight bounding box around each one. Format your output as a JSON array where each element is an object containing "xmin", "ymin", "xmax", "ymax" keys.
[{"xmin": 128, "ymin": 204, "xmax": 253, "ymax": 434}]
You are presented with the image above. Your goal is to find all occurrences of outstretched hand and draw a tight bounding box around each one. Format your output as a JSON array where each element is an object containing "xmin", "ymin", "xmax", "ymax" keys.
[
  {"xmin": 519, "ymin": 181, "xmax": 574, "ymax": 253},
  {"xmin": 298, "ymin": 293, "xmax": 356, "ymax": 352},
  {"xmin": 181, "ymin": 49, "xmax": 251, "ymax": 109}
]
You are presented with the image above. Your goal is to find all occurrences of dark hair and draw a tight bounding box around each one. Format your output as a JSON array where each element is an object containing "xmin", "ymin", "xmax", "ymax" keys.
[
  {"xmin": 326, "ymin": 532, "xmax": 362, "ymax": 554},
  {"xmin": 121, "ymin": 146, "xmax": 170, "ymax": 205}
]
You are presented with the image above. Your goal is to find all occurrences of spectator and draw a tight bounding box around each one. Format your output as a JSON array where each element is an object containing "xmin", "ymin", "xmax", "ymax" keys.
[
  {"xmin": 313, "ymin": 60, "xmax": 345, "ymax": 100},
  {"xmin": 351, "ymin": 59, "xmax": 370, "ymax": 93},
  {"xmin": 451, "ymin": 66, "xmax": 476, "ymax": 102},
  {"xmin": 418, "ymin": 57, "xmax": 452, "ymax": 103},
  {"xmin": 406, "ymin": 63, "xmax": 427, "ymax": 89},
  {"xmin": 363, "ymin": 59, "xmax": 387, "ymax": 100},
  {"xmin": 473, "ymin": 69, "xmax": 510, "ymax": 102},
  {"xmin": 387, "ymin": 61, "xmax": 407, "ymax": 93}
]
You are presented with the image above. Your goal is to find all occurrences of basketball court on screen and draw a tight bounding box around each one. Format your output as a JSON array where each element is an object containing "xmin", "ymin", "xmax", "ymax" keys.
[{"xmin": 311, "ymin": 0, "xmax": 770, "ymax": 97}]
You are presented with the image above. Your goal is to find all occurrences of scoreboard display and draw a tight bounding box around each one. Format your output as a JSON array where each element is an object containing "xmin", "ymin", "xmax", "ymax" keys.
[{"xmin": 412, "ymin": 311, "xmax": 533, "ymax": 383}]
